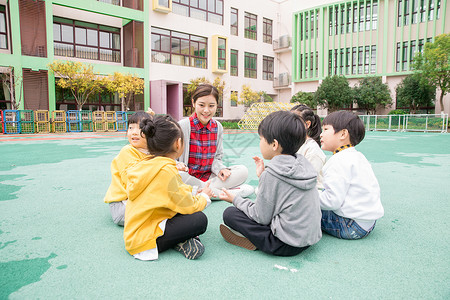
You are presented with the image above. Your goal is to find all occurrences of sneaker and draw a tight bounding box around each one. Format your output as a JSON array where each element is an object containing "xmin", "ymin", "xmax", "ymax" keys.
[
  {"xmin": 228, "ymin": 184, "xmax": 255, "ymax": 198},
  {"xmin": 174, "ymin": 237, "xmax": 205, "ymax": 260},
  {"xmin": 219, "ymin": 224, "xmax": 256, "ymax": 251}
]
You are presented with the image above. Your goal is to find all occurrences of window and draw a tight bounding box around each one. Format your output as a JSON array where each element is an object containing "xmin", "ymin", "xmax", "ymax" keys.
[
  {"xmin": 346, "ymin": 5, "xmax": 352, "ymax": 33},
  {"xmin": 359, "ymin": 2, "xmax": 365, "ymax": 31},
  {"xmin": 372, "ymin": 1, "xmax": 378, "ymax": 30},
  {"xmin": 419, "ymin": 0, "xmax": 426, "ymax": 21},
  {"xmin": 352, "ymin": 47, "xmax": 357, "ymax": 74},
  {"xmin": 53, "ymin": 17, "xmax": 120, "ymax": 62},
  {"xmin": 334, "ymin": 6, "xmax": 339, "ymax": 35},
  {"xmin": 339, "ymin": 48, "xmax": 344, "ymax": 74},
  {"xmin": 340, "ymin": 5, "xmax": 345, "ymax": 34},
  {"xmin": 151, "ymin": 27, "xmax": 207, "ymax": 68},
  {"xmin": 353, "ymin": 4, "xmax": 358, "ymax": 32},
  {"xmin": 364, "ymin": 46, "xmax": 370, "ymax": 73},
  {"xmin": 345, "ymin": 47, "xmax": 350, "ymax": 75},
  {"xmin": 244, "ymin": 12, "xmax": 257, "ymax": 40},
  {"xmin": 398, "ymin": 0, "xmax": 403, "ymax": 26},
  {"xmin": 418, "ymin": 38, "xmax": 424, "ymax": 53},
  {"xmin": 217, "ymin": 37, "xmax": 226, "ymax": 71},
  {"xmin": 0, "ymin": 6, "xmax": 7, "ymax": 49},
  {"xmin": 403, "ymin": 0, "xmax": 410, "ymax": 25},
  {"xmin": 402, "ymin": 42, "xmax": 408, "ymax": 71},
  {"xmin": 412, "ymin": 0, "xmax": 418, "ymax": 23},
  {"xmin": 436, "ymin": 0, "xmax": 441, "ymax": 19},
  {"xmin": 328, "ymin": 7, "xmax": 333, "ymax": 36},
  {"xmin": 428, "ymin": 0, "xmax": 434, "ymax": 21},
  {"xmin": 230, "ymin": 7, "xmax": 238, "ymax": 35},
  {"xmin": 230, "ymin": 49, "xmax": 238, "ymax": 76},
  {"xmin": 300, "ymin": 14, "xmax": 303, "ymax": 41},
  {"xmin": 172, "ymin": 0, "xmax": 223, "ymax": 24},
  {"xmin": 56, "ymin": 84, "xmax": 122, "ymax": 111},
  {"xmin": 305, "ymin": 13, "xmax": 309, "ymax": 39},
  {"xmin": 333, "ymin": 50, "xmax": 338, "ymax": 75},
  {"xmin": 358, "ymin": 46, "xmax": 363, "ymax": 74},
  {"xmin": 263, "ymin": 18, "xmax": 272, "ymax": 44},
  {"xmin": 365, "ymin": 2, "xmax": 371, "ymax": 30},
  {"xmin": 263, "ymin": 56, "xmax": 274, "ymax": 80},
  {"xmin": 230, "ymin": 91, "xmax": 238, "ymax": 107},
  {"xmin": 371, "ymin": 45, "xmax": 376, "ymax": 73},
  {"xmin": 244, "ymin": 52, "xmax": 257, "ymax": 78},
  {"xmin": 396, "ymin": 42, "xmax": 401, "ymax": 71}
]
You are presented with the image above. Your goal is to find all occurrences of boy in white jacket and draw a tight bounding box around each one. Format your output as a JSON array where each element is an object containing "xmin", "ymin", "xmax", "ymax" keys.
[{"xmin": 319, "ymin": 111, "xmax": 384, "ymax": 239}]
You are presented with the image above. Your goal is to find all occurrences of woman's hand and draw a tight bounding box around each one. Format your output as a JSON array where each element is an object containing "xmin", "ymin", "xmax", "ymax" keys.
[
  {"xmin": 253, "ymin": 156, "xmax": 265, "ymax": 178},
  {"xmin": 219, "ymin": 188, "xmax": 234, "ymax": 203},
  {"xmin": 176, "ymin": 162, "xmax": 188, "ymax": 172},
  {"xmin": 218, "ymin": 168, "xmax": 231, "ymax": 181},
  {"xmin": 198, "ymin": 181, "xmax": 215, "ymax": 198}
]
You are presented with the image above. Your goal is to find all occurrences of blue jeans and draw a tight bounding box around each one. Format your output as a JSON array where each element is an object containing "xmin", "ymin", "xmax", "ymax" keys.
[{"xmin": 321, "ymin": 210, "xmax": 374, "ymax": 240}]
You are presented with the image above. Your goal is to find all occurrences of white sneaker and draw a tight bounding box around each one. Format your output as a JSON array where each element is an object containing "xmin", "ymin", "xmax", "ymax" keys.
[{"xmin": 227, "ymin": 184, "xmax": 254, "ymax": 198}]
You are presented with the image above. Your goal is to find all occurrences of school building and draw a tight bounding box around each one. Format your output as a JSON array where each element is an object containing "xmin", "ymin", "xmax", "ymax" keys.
[{"xmin": 0, "ymin": 0, "xmax": 448, "ymax": 121}]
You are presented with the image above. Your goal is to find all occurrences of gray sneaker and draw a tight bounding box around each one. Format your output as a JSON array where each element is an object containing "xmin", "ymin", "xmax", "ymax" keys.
[{"xmin": 174, "ymin": 237, "xmax": 205, "ymax": 260}]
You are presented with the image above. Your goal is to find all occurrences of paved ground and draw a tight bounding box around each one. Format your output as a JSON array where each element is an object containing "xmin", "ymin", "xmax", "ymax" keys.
[{"xmin": 0, "ymin": 130, "xmax": 449, "ymax": 299}]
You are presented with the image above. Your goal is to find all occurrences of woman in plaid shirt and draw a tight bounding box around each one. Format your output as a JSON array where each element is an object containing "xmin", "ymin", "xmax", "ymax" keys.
[{"xmin": 178, "ymin": 84, "xmax": 253, "ymax": 198}]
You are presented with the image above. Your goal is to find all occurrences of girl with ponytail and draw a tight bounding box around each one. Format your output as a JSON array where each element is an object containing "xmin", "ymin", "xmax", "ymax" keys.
[
  {"xmin": 123, "ymin": 114, "xmax": 213, "ymax": 261},
  {"xmin": 291, "ymin": 104, "xmax": 326, "ymax": 189}
]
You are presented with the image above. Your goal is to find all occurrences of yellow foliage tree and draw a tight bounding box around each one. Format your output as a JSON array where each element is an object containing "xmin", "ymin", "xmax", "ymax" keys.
[
  {"xmin": 238, "ymin": 84, "xmax": 262, "ymax": 107},
  {"xmin": 105, "ymin": 72, "xmax": 144, "ymax": 111},
  {"xmin": 48, "ymin": 60, "xmax": 105, "ymax": 110}
]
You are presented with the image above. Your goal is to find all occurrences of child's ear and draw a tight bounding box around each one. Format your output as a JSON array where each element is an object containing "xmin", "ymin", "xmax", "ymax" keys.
[
  {"xmin": 272, "ymin": 139, "xmax": 280, "ymax": 151},
  {"xmin": 340, "ymin": 129, "xmax": 349, "ymax": 140}
]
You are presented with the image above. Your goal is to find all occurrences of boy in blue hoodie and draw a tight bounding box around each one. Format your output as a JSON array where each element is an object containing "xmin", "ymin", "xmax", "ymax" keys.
[{"xmin": 219, "ymin": 111, "xmax": 322, "ymax": 256}]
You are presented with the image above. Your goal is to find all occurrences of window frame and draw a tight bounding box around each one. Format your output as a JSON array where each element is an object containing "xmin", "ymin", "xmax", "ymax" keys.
[
  {"xmin": 172, "ymin": 0, "xmax": 224, "ymax": 25},
  {"xmin": 230, "ymin": 7, "xmax": 238, "ymax": 36},
  {"xmin": 53, "ymin": 18, "xmax": 121, "ymax": 63},
  {"xmin": 244, "ymin": 52, "xmax": 257, "ymax": 78},
  {"xmin": 263, "ymin": 17, "xmax": 272, "ymax": 44},
  {"xmin": 262, "ymin": 55, "xmax": 274, "ymax": 80},
  {"xmin": 230, "ymin": 49, "xmax": 238, "ymax": 76},
  {"xmin": 244, "ymin": 12, "xmax": 257, "ymax": 40},
  {"xmin": 151, "ymin": 27, "xmax": 207, "ymax": 69},
  {"xmin": 0, "ymin": 6, "xmax": 8, "ymax": 50}
]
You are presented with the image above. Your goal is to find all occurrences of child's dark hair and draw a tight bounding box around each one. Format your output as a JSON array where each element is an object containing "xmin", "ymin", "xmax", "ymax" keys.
[
  {"xmin": 290, "ymin": 104, "xmax": 322, "ymax": 146},
  {"xmin": 128, "ymin": 111, "xmax": 153, "ymax": 125},
  {"xmin": 322, "ymin": 111, "xmax": 365, "ymax": 146},
  {"xmin": 258, "ymin": 111, "xmax": 306, "ymax": 156},
  {"xmin": 140, "ymin": 115, "xmax": 183, "ymax": 157},
  {"xmin": 192, "ymin": 83, "xmax": 219, "ymax": 104}
]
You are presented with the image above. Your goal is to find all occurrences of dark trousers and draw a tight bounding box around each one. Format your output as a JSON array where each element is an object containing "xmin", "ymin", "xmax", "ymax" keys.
[
  {"xmin": 223, "ymin": 207, "xmax": 309, "ymax": 257},
  {"xmin": 156, "ymin": 212, "xmax": 208, "ymax": 253}
]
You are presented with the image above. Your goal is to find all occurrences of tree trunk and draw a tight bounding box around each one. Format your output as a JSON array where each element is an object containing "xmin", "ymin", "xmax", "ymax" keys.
[{"xmin": 439, "ymin": 90, "xmax": 445, "ymax": 113}]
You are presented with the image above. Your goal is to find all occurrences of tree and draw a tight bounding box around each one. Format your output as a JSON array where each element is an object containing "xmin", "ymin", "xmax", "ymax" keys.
[
  {"xmin": 0, "ymin": 68, "xmax": 23, "ymax": 110},
  {"xmin": 412, "ymin": 33, "xmax": 450, "ymax": 113},
  {"xmin": 104, "ymin": 72, "xmax": 144, "ymax": 111},
  {"xmin": 48, "ymin": 61, "xmax": 105, "ymax": 110},
  {"xmin": 290, "ymin": 91, "xmax": 317, "ymax": 108},
  {"xmin": 314, "ymin": 75, "xmax": 353, "ymax": 111},
  {"xmin": 396, "ymin": 74, "xmax": 436, "ymax": 114},
  {"xmin": 353, "ymin": 77, "xmax": 392, "ymax": 114},
  {"xmin": 238, "ymin": 84, "xmax": 262, "ymax": 107}
]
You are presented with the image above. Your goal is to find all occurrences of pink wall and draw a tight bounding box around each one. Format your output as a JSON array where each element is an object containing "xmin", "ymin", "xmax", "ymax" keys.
[{"xmin": 149, "ymin": 80, "xmax": 183, "ymax": 120}]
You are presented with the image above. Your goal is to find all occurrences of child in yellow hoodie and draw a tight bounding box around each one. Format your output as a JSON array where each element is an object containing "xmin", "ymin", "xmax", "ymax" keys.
[
  {"xmin": 124, "ymin": 114, "xmax": 213, "ymax": 260},
  {"xmin": 103, "ymin": 111, "xmax": 154, "ymax": 226}
]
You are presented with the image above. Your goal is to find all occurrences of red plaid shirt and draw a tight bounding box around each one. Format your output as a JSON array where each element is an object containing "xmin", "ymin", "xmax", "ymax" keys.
[{"xmin": 188, "ymin": 113, "xmax": 218, "ymax": 181}]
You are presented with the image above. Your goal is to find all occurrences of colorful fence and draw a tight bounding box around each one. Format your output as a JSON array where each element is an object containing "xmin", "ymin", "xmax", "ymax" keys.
[{"xmin": 0, "ymin": 110, "xmax": 135, "ymax": 134}]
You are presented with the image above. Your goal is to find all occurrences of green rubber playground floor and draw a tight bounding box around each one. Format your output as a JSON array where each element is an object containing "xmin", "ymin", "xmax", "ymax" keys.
[{"xmin": 0, "ymin": 130, "xmax": 449, "ymax": 299}]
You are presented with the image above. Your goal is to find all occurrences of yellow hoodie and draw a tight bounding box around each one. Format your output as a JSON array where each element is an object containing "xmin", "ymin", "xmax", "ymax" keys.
[
  {"xmin": 104, "ymin": 144, "xmax": 150, "ymax": 204},
  {"xmin": 124, "ymin": 156, "xmax": 208, "ymax": 255}
]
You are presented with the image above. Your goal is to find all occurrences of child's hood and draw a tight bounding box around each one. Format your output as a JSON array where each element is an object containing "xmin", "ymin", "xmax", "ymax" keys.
[
  {"xmin": 266, "ymin": 154, "xmax": 317, "ymax": 190},
  {"xmin": 126, "ymin": 156, "xmax": 176, "ymax": 200}
]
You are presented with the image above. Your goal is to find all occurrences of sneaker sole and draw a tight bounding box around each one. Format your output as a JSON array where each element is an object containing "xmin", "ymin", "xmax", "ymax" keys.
[
  {"xmin": 219, "ymin": 224, "xmax": 256, "ymax": 251},
  {"xmin": 175, "ymin": 238, "xmax": 205, "ymax": 260}
]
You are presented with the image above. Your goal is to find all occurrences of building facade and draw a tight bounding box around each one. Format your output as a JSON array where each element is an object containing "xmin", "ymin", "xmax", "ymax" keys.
[{"xmin": 0, "ymin": 0, "xmax": 448, "ymax": 120}]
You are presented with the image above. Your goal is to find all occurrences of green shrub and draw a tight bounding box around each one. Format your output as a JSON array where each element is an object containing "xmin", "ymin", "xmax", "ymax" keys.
[
  {"xmin": 388, "ymin": 109, "xmax": 409, "ymax": 115},
  {"xmin": 221, "ymin": 121, "xmax": 240, "ymax": 129}
]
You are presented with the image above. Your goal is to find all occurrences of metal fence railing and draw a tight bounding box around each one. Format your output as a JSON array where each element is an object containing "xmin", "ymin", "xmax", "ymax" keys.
[{"xmin": 359, "ymin": 114, "xmax": 448, "ymax": 133}]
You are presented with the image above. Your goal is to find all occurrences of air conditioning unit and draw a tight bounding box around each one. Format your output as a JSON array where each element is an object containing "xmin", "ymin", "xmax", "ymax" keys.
[
  {"xmin": 273, "ymin": 72, "xmax": 291, "ymax": 88},
  {"xmin": 273, "ymin": 35, "xmax": 291, "ymax": 51}
]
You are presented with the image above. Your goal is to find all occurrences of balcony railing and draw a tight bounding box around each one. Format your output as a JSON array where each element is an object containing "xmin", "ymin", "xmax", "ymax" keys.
[{"xmin": 55, "ymin": 43, "xmax": 120, "ymax": 63}]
